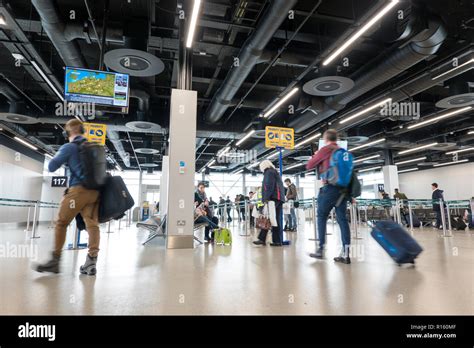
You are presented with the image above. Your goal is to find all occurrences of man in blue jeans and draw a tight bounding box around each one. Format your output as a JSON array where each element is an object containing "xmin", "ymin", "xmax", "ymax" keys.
[{"xmin": 306, "ymin": 129, "xmax": 352, "ymax": 264}]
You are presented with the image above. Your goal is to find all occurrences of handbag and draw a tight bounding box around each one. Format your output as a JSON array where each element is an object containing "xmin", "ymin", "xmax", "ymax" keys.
[{"xmin": 256, "ymin": 215, "xmax": 272, "ymax": 230}]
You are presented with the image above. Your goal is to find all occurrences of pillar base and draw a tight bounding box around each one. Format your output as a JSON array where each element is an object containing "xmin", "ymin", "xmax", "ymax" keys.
[{"xmin": 166, "ymin": 235, "xmax": 194, "ymax": 249}]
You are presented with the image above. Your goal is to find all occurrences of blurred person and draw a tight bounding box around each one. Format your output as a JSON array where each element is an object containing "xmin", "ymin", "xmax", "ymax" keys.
[
  {"xmin": 432, "ymin": 183, "xmax": 445, "ymax": 229},
  {"xmin": 306, "ymin": 129, "xmax": 352, "ymax": 264},
  {"xmin": 36, "ymin": 119, "xmax": 101, "ymax": 275}
]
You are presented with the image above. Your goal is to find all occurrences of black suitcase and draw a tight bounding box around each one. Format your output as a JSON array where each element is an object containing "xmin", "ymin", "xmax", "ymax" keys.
[
  {"xmin": 371, "ymin": 221, "xmax": 423, "ymax": 266},
  {"xmin": 402, "ymin": 211, "xmax": 421, "ymax": 227},
  {"xmin": 99, "ymin": 175, "xmax": 135, "ymax": 223}
]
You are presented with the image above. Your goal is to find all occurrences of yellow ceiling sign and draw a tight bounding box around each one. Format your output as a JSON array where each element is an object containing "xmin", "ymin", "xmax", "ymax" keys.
[
  {"xmin": 265, "ymin": 126, "xmax": 294, "ymax": 149},
  {"xmin": 83, "ymin": 123, "xmax": 107, "ymax": 145}
]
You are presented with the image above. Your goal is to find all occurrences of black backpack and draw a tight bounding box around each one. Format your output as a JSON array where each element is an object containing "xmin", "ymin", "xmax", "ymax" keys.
[{"xmin": 73, "ymin": 139, "xmax": 107, "ymax": 190}]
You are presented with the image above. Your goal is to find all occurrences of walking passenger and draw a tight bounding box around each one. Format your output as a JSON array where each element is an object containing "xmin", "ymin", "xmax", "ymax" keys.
[{"xmin": 306, "ymin": 129, "xmax": 352, "ymax": 264}]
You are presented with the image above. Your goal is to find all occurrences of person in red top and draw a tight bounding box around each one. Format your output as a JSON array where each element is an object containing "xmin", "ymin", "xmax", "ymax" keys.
[{"xmin": 306, "ymin": 129, "xmax": 352, "ymax": 264}]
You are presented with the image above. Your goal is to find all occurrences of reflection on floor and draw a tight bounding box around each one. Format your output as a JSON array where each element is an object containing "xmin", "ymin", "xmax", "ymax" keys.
[{"xmin": 0, "ymin": 219, "xmax": 473, "ymax": 315}]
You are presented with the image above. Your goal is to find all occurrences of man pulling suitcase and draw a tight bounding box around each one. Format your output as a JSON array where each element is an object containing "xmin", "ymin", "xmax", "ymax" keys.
[{"xmin": 35, "ymin": 119, "xmax": 106, "ymax": 275}]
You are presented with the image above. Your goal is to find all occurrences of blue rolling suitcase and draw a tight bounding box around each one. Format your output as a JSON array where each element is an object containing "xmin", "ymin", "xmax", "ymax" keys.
[{"xmin": 371, "ymin": 221, "xmax": 423, "ymax": 266}]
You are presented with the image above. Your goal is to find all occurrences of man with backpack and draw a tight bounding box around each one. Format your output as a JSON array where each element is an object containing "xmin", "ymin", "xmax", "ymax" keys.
[
  {"xmin": 36, "ymin": 119, "xmax": 104, "ymax": 275},
  {"xmin": 306, "ymin": 129, "xmax": 358, "ymax": 264}
]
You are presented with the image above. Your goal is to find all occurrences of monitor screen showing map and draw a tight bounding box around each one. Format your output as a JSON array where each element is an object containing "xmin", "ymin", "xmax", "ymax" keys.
[{"xmin": 64, "ymin": 67, "xmax": 130, "ymax": 108}]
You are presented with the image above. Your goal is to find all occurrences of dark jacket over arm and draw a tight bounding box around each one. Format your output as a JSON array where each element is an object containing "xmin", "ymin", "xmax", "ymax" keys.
[{"xmin": 262, "ymin": 168, "xmax": 286, "ymax": 202}]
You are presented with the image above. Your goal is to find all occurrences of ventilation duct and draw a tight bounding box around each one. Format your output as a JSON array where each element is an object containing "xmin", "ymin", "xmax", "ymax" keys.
[
  {"xmin": 31, "ymin": 0, "xmax": 86, "ymax": 67},
  {"xmin": 104, "ymin": 20, "xmax": 164, "ymax": 77},
  {"xmin": 289, "ymin": 16, "xmax": 447, "ymax": 133},
  {"xmin": 204, "ymin": 0, "xmax": 298, "ymax": 124}
]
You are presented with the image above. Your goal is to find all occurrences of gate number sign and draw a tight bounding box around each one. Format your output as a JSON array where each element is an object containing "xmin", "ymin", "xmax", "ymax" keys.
[{"xmin": 52, "ymin": 176, "xmax": 68, "ymax": 187}]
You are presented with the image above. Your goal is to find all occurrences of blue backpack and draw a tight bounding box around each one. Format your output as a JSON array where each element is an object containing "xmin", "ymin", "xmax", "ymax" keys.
[{"xmin": 321, "ymin": 148, "xmax": 354, "ymax": 188}]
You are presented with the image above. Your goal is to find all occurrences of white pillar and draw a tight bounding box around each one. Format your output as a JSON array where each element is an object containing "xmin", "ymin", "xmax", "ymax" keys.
[
  {"xmin": 382, "ymin": 165, "xmax": 399, "ymax": 197},
  {"xmin": 166, "ymin": 89, "xmax": 197, "ymax": 249},
  {"xmin": 160, "ymin": 156, "xmax": 169, "ymax": 219}
]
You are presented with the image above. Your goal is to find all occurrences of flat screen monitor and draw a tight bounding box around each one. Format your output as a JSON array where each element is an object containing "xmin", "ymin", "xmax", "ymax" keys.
[{"xmin": 64, "ymin": 67, "xmax": 130, "ymax": 111}]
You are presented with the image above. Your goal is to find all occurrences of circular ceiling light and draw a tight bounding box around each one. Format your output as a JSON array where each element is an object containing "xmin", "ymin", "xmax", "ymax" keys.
[
  {"xmin": 139, "ymin": 163, "xmax": 159, "ymax": 168},
  {"xmin": 343, "ymin": 136, "xmax": 370, "ymax": 144},
  {"xmin": 104, "ymin": 49, "xmax": 165, "ymax": 77},
  {"xmin": 436, "ymin": 93, "xmax": 474, "ymax": 109},
  {"xmin": 134, "ymin": 148, "xmax": 160, "ymax": 155},
  {"xmin": 303, "ymin": 76, "xmax": 354, "ymax": 96},
  {"xmin": 0, "ymin": 113, "xmax": 38, "ymax": 124},
  {"xmin": 125, "ymin": 121, "xmax": 162, "ymax": 133}
]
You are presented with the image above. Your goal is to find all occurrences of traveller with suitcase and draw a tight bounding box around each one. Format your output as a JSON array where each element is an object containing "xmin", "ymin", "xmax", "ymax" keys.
[
  {"xmin": 306, "ymin": 129, "xmax": 361, "ymax": 264},
  {"xmin": 36, "ymin": 119, "xmax": 107, "ymax": 275}
]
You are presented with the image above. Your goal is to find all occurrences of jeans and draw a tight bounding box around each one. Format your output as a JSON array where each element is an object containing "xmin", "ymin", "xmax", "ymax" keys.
[
  {"xmin": 317, "ymin": 185, "xmax": 350, "ymax": 253},
  {"xmin": 257, "ymin": 201, "xmax": 283, "ymax": 244},
  {"xmin": 195, "ymin": 216, "xmax": 218, "ymax": 240},
  {"xmin": 289, "ymin": 207, "xmax": 297, "ymax": 229}
]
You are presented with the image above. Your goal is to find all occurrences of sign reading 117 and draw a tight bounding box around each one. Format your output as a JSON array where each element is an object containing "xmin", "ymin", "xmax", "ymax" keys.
[{"xmin": 51, "ymin": 176, "xmax": 68, "ymax": 187}]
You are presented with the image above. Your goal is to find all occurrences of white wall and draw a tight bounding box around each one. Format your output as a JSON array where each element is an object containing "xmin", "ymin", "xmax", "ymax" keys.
[
  {"xmin": 399, "ymin": 162, "xmax": 474, "ymax": 200},
  {"xmin": 0, "ymin": 145, "xmax": 43, "ymax": 223}
]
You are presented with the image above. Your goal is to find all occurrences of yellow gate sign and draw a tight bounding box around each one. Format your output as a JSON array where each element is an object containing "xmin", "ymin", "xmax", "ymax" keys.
[
  {"xmin": 83, "ymin": 123, "xmax": 107, "ymax": 145},
  {"xmin": 265, "ymin": 126, "xmax": 294, "ymax": 149}
]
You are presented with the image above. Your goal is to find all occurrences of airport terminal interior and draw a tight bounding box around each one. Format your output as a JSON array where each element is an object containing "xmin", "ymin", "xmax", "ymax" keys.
[{"xmin": 0, "ymin": 0, "xmax": 473, "ymax": 316}]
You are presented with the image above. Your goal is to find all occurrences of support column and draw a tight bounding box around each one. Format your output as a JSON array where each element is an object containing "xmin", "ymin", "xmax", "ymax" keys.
[
  {"xmin": 382, "ymin": 165, "xmax": 399, "ymax": 198},
  {"xmin": 160, "ymin": 156, "xmax": 169, "ymax": 219},
  {"xmin": 242, "ymin": 173, "xmax": 246, "ymax": 196},
  {"xmin": 166, "ymin": 89, "xmax": 197, "ymax": 249},
  {"xmin": 137, "ymin": 170, "xmax": 143, "ymax": 207}
]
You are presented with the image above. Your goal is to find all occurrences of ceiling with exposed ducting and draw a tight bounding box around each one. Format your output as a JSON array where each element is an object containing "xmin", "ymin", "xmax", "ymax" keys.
[{"xmin": 0, "ymin": 0, "xmax": 473, "ymax": 175}]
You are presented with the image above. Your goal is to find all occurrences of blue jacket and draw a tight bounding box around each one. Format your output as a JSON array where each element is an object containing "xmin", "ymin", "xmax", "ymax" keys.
[
  {"xmin": 48, "ymin": 136, "xmax": 85, "ymax": 187},
  {"xmin": 262, "ymin": 168, "xmax": 286, "ymax": 202}
]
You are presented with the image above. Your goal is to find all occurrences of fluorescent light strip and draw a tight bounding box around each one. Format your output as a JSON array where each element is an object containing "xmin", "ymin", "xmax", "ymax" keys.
[
  {"xmin": 266, "ymin": 150, "xmax": 284, "ymax": 160},
  {"xmin": 285, "ymin": 162, "xmax": 305, "ymax": 171},
  {"xmin": 350, "ymin": 138, "xmax": 385, "ymax": 152},
  {"xmin": 263, "ymin": 87, "xmax": 299, "ymax": 118},
  {"xmin": 0, "ymin": 14, "xmax": 6, "ymax": 26},
  {"xmin": 353, "ymin": 154, "xmax": 380, "ymax": 163},
  {"xmin": 468, "ymin": 130, "xmax": 474, "ymax": 135},
  {"xmin": 115, "ymin": 164, "xmax": 123, "ymax": 171},
  {"xmin": 31, "ymin": 60, "xmax": 64, "ymax": 101},
  {"xmin": 294, "ymin": 132, "xmax": 322, "ymax": 149},
  {"xmin": 446, "ymin": 147, "xmax": 474, "ymax": 155},
  {"xmin": 432, "ymin": 58, "xmax": 474, "ymax": 80},
  {"xmin": 358, "ymin": 166, "xmax": 382, "ymax": 173},
  {"xmin": 44, "ymin": 153, "xmax": 54, "ymax": 160},
  {"xmin": 248, "ymin": 161, "xmax": 260, "ymax": 168},
  {"xmin": 185, "ymin": 0, "xmax": 202, "ymax": 48},
  {"xmin": 207, "ymin": 159, "xmax": 216, "ymax": 167},
  {"xmin": 339, "ymin": 98, "xmax": 392, "ymax": 125},
  {"xmin": 218, "ymin": 146, "xmax": 231, "ymax": 157},
  {"xmin": 407, "ymin": 106, "xmax": 472, "ymax": 130},
  {"xmin": 398, "ymin": 142, "xmax": 438, "ymax": 155},
  {"xmin": 322, "ymin": 0, "xmax": 399, "ymax": 66},
  {"xmin": 234, "ymin": 169, "xmax": 243, "ymax": 175},
  {"xmin": 398, "ymin": 167, "xmax": 419, "ymax": 173},
  {"xmin": 433, "ymin": 159, "xmax": 469, "ymax": 167},
  {"xmin": 14, "ymin": 136, "xmax": 38, "ymax": 150},
  {"xmin": 236, "ymin": 129, "xmax": 255, "ymax": 146},
  {"xmin": 394, "ymin": 156, "xmax": 427, "ymax": 165}
]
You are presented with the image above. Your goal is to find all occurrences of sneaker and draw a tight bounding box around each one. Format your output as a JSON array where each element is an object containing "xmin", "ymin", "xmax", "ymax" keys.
[
  {"xmin": 35, "ymin": 252, "xmax": 60, "ymax": 274},
  {"xmin": 334, "ymin": 256, "xmax": 351, "ymax": 264},
  {"xmin": 270, "ymin": 243, "xmax": 282, "ymax": 247},
  {"xmin": 309, "ymin": 248, "xmax": 324, "ymax": 259},
  {"xmin": 253, "ymin": 240, "xmax": 266, "ymax": 246},
  {"xmin": 80, "ymin": 254, "xmax": 98, "ymax": 276}
]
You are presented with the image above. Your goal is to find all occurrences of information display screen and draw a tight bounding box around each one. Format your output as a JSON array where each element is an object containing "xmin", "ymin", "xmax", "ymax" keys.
[{"xmin": 64, "ymin": 67, "xmax": 129, "ymax": 108}]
